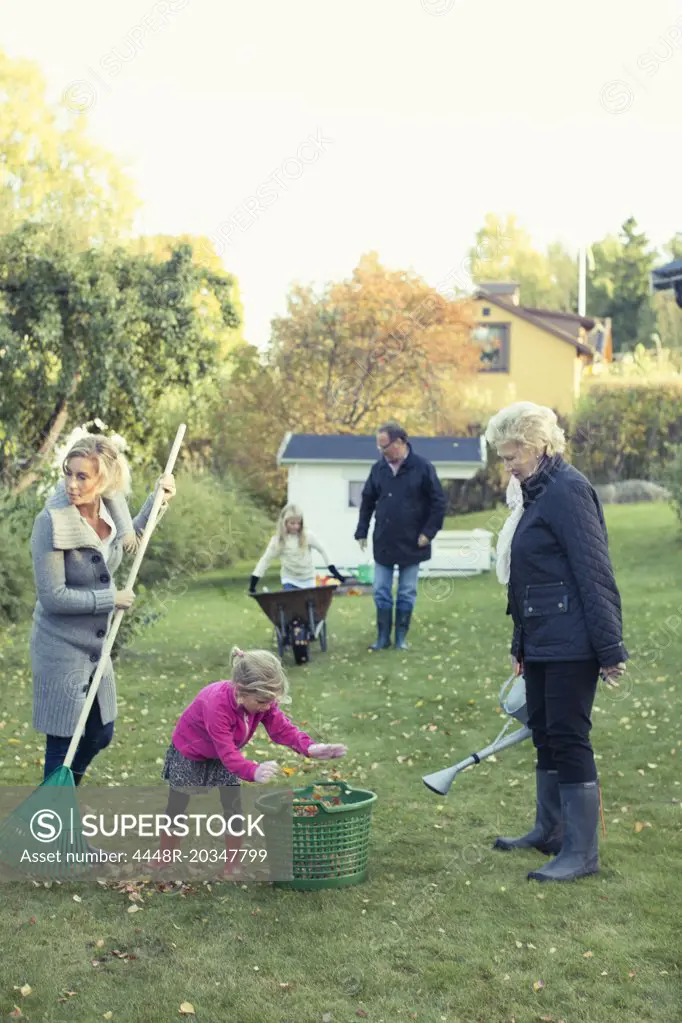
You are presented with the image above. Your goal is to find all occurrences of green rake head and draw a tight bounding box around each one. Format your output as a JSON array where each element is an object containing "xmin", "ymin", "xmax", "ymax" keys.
[{"xmin": 0, "ymin": 769, "xmax": 92, "ymax": 882}]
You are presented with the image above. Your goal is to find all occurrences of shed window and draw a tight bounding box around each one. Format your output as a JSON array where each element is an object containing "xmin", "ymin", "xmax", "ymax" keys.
[{"xmin": 349, "ymin": 482, "xmax": 364, "ymax": 508}]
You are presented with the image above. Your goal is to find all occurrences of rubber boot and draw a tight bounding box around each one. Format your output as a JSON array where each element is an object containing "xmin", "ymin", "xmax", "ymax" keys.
[
  {"xmin": 394, "ymin": 608, "xmax": 413, "ymax": 651},
  {"xmin": 369, "ymin": 607, "xmax": 392, "ymax": 650},
  {"xmin": 494, "ymin": 769, "xmax": 562, "ymax": 855},
  {"xmin": 528, "ymin": 780, "xmax": 600, "ymax": 882},
  {"xmin": 151, "ymin": 832, "xmax": 183, "ymax": 873}
]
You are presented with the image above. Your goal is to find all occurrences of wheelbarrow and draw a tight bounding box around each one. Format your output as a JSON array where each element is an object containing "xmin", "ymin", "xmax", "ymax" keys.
[{"xmin": 250, "ymin": 586, "xmax": 335, "ymax": 664}]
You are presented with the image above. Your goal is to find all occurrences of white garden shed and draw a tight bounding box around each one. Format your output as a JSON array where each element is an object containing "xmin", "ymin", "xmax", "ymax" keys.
[{"xmin": 276, "ymin": 433, "xmax": 494, "ymax": 577}]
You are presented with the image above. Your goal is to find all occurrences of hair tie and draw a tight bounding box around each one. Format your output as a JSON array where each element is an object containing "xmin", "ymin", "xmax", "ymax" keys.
[{"xmin": 234, "ymin": 648, "xmax": 245, "ymax": 659}]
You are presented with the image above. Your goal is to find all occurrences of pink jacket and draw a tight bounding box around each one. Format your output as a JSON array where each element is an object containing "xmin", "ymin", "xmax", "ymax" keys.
[{"xmin": 171, "ymin": 680, "xmax": 314, "ymax": 782}]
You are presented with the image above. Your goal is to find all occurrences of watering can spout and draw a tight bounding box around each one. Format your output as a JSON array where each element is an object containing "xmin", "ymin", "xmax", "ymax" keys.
[{"xmin": 422, "ymin": 673, "xmax": 532, "ymax": 795}]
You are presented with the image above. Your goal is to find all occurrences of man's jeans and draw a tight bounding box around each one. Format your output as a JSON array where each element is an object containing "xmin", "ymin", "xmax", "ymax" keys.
[{"xmin": 373, "ymin": 562, "xmax": 420, "ymax": 612}]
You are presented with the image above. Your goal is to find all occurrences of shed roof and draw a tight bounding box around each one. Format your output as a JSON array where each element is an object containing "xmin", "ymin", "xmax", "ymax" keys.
[{"xmin": 277, "ymin": 433, "xmax": 486, "ymax": 465}]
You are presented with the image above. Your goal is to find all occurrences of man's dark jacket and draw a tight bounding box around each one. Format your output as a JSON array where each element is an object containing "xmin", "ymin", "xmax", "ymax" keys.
[
  {"xmin": 354, "ymin": 445, "xmax": 447, "ymax": 567},
  {"xmin": 507, "ymin": 453, "xmax": 628, "ymax": 666}
]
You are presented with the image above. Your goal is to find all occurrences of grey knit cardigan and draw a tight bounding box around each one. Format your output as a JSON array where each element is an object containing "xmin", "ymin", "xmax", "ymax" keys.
[{"xmin": 30, "ymin": 481, "xmax": 163, "ymax": 737}]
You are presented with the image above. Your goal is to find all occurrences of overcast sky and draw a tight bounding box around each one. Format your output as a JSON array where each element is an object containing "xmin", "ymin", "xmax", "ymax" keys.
[{"xmin": 4, "ymin": 0, "xmax": 682, "ymax": 345}]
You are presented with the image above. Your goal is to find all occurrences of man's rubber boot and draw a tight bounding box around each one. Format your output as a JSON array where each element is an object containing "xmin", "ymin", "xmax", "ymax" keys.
[
  {"xmin": 494, "ymin": 769, "xmax": 562, "ymax": 855},
  {"xmin": 394, "ymin": 608, "xmax": 413, "ymax": 651},
  {"xmin": 369, "ymin": 607, "xmax": 392, "ymax": 650},
  {"xmin": 528, "ymin": 780, "xmax": 600, "ymax": 882}
]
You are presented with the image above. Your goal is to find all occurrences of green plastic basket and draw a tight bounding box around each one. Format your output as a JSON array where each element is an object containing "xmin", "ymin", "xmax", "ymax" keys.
[{"xmin": 257, "ymin": 781, "xmax": 377, "ymax": 890}]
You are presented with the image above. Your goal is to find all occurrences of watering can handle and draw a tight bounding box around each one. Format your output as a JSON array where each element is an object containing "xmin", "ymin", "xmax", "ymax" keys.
[{"xmin": 499, "ymin": 673, "xmax": 517, "ymax": 707}]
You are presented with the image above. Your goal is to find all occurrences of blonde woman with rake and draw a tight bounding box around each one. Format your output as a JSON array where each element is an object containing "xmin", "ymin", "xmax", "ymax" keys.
[{"xmin": 29, "ymin": 434, "xmax": 176, "ymax": 786}]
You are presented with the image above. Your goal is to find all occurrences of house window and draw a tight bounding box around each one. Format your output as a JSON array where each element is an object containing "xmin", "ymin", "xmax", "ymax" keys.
[
  {"xmin": 473, "ymin": 322, "xmax": 510, "ymax": 372},
  {"xmin": 348, "ymin": 482, "xmax": 364, "ymax": 508}
]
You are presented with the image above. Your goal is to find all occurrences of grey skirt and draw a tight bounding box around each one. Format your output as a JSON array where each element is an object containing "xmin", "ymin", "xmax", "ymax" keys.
[{"xmin": 161, "ymin": 743, "xmax": 240, "ymax": 790}]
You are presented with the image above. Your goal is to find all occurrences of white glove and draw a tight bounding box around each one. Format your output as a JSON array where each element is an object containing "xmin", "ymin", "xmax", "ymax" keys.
[
  {"xmin": 357, "ymin": 538, "xmax": 367, "ymax": 552},
  {"xmin": 254, "ymin": 761, "xmax": 279, "ymax": 783},
  {"xmin": 308, "ymin": 743, "xmax": 347, "ymax": 760}
]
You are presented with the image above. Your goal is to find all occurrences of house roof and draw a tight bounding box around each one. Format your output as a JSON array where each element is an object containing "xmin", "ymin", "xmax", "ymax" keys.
[
  {"xmin": 651, "ymin": 258, "xmax": 682, "ymax": 289},
  {"xmin": 474, "ymin": 291, "xmax": 594, "ymax": 356},
  {"xmin": 520, "ymin": 307, "xmax": 596, "ymax": 332},
  {"xmin": 277, "ymin": 433, "xmax": 486, "ymax": 466}
]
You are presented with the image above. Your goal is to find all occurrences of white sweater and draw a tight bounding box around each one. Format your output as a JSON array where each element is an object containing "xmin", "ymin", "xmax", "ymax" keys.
[{"xmin": 254, "ymin": 531, "xmax": 330, "ymax": 585}]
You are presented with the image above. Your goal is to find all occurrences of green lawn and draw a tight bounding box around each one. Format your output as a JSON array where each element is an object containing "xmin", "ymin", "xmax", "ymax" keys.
[{"xmin": 0, "ymin": 503, "xmax": 680, "ymax": 1022}]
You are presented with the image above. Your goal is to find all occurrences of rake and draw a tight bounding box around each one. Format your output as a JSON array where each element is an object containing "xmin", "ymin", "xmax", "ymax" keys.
[{"xmin": 0, "ymin": 425, "xmax": 186, "ymax": 881}]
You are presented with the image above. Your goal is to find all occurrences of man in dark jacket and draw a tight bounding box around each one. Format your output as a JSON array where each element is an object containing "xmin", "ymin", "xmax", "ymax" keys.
[{"xmin": 354, "ymin": 422, "xmax": 446, "ymax": 650}]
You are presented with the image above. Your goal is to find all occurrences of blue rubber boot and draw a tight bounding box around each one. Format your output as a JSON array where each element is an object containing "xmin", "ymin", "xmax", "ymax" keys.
[
  {"xmin": 394, "ymin": 608, "xmax": 413, "ymax": 650},
  {"xmin": 369, "ymin": 607, "xmax": 392, "ymax": 650}
]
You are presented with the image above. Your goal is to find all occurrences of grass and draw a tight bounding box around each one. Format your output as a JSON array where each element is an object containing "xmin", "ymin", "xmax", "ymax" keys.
[{"xmin": 0, "ymin": 503, "xmax": 680, "ymax": 1023}]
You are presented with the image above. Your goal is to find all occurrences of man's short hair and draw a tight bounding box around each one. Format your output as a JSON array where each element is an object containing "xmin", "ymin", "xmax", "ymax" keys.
[{"xmin": 377, "ymin": 421, "xmax": 408, "ymax": 444}]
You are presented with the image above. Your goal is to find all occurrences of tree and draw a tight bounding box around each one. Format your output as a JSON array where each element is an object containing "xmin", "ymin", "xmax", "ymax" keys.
[
  {"xmin": 0, "ymin": 49, "xmax": 137, "ymax": 245},
  {"xmin": 469, "ymin": 213, "xmax": 577, "ymax": 311},
  {"xmin": 0, "ymin": 224, "xmax": 240, "ymax": 489},
  {"xmin": 588, "ymin": 218, "xmax": 657, "ymax": 352},
  {"xmin": 214, "ymin": 254, "xmax": 479, "ymax": 505},
  {"xmin": 128, "ymin": 233, "xmax": 245, "ymax": 354}
]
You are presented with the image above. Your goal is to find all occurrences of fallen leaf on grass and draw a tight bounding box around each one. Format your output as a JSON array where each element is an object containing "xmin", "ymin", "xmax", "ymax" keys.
[
  {"xmin": 73, "ymin": 894, "xmax": 82, "ymax": 903},
  {"xmin": 127, "ymin": 904, "xmax": 141, "ymax": 913},
  {"xmin": 8, "ymin": 1007, "xmax": 23, "ymax": 1018},
  {"xmin": 279, "ymin": 983, "xmax": 292, "ymax": 990},
  {"xmin": 13, "ymin": 986, "xmax": 31, "ymax": 997},
  {"xmin": 357, "ymin": 1012, "xmax": 368, "ymax": 1019},
  {"xmin": 96, "ymin": 939, "xmax": 105, "ymax": 948},
  {"xmin": 28, "ymin": 917, "xmax": 36, "ymax": 925},
  {"xmin": 322, "ymin": 1014, "xmax": 333, "ymax": 1023},
  {"xmin": 583, "ymin": 951, "xmax": 594, "ymax": 958},
  {"xmin": 532, "ymin": 980, "xmax": 545, "ymax": 992},
  {"xmin": 104, "ymin": 1013, "xmax": 113, "ymax": 1020},
  {"xmin": 179, "ymin": 1003, "xmax": 195, "ymax": 1016}
]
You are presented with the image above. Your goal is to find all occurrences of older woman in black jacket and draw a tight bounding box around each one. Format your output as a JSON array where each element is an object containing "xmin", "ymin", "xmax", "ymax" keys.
[{"xmin": 486, "ymin": 402, "xmax": 627, "ymax": 882}]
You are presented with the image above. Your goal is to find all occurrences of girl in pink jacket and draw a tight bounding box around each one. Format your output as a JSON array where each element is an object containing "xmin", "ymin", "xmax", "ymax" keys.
[{"xmin": 154, "ymin": 647, "xmax": 346, "ymax": 876}]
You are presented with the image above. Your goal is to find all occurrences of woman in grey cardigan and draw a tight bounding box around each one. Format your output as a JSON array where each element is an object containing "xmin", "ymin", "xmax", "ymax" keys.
[{"xmin": 30, "ymin": 434, "xmax": 176, "ymax": 784}]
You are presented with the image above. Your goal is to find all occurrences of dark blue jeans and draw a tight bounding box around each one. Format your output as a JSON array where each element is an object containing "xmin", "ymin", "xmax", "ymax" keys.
[{"xmin": 44, "ymin": 697, "xmax": 114, "ymax": 782}]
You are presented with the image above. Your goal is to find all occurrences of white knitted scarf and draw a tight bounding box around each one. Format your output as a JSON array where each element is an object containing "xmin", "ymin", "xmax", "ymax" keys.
[{"xmin": 495, "ymin": 473, "xmax": 525, "ymax": 585}]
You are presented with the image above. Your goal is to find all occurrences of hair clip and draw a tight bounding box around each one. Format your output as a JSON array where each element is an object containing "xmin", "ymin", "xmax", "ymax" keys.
[{"xmin": 234, "ymin": 648, "xmax": 245, "ymax": 659}]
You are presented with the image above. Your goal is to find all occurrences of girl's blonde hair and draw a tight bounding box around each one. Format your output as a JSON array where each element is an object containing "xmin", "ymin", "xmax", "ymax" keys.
[
  {"xmin": 485, "ymin": 402, "xmax": 566, "ymax": 457},
  {"xmin": 277, "ymin": 503, "xmax": 307, "ymax": 549},
  {"xmin": 63, "ymin": 434, "xmax": 132, "ymax": 498},
  {"xmin": 230, "ymin": 647, "xmax": 291, "ymax": 705}
]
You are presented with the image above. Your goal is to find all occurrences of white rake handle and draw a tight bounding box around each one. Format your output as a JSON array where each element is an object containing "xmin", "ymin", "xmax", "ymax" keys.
[{"xmin": 63, "ymin": 424, "xmax": 186, "ymax": 770}]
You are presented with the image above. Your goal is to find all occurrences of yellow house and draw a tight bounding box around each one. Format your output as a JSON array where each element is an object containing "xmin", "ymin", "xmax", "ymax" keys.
[{"xmin": 466, "ymin": 283, "xmax": 598, "ymax": 415}]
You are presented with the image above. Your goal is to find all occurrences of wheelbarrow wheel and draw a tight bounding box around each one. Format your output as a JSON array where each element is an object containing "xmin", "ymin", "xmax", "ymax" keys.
[
  {"xmin": 319, "ymin": 621, "xmax": 328, "ymax": 652},
  {"xmin": 293, "ymin": 641, "xmax": 309, "ymax": 665}
]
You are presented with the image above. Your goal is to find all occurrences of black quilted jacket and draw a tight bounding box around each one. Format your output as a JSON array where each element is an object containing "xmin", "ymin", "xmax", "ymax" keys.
[
  {"xmin": 507, "ymin": 454, "xmax": 628, "ymax": 666},
  {"xmin": 354, "ymin": 445, "xmax": 446, "ymax": 567}
]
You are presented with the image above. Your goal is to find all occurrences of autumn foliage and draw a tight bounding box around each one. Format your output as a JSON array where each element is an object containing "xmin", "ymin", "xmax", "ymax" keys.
[{"xmin": 214, "ymin": 254, "xmax": 479, "ymax": 503}]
